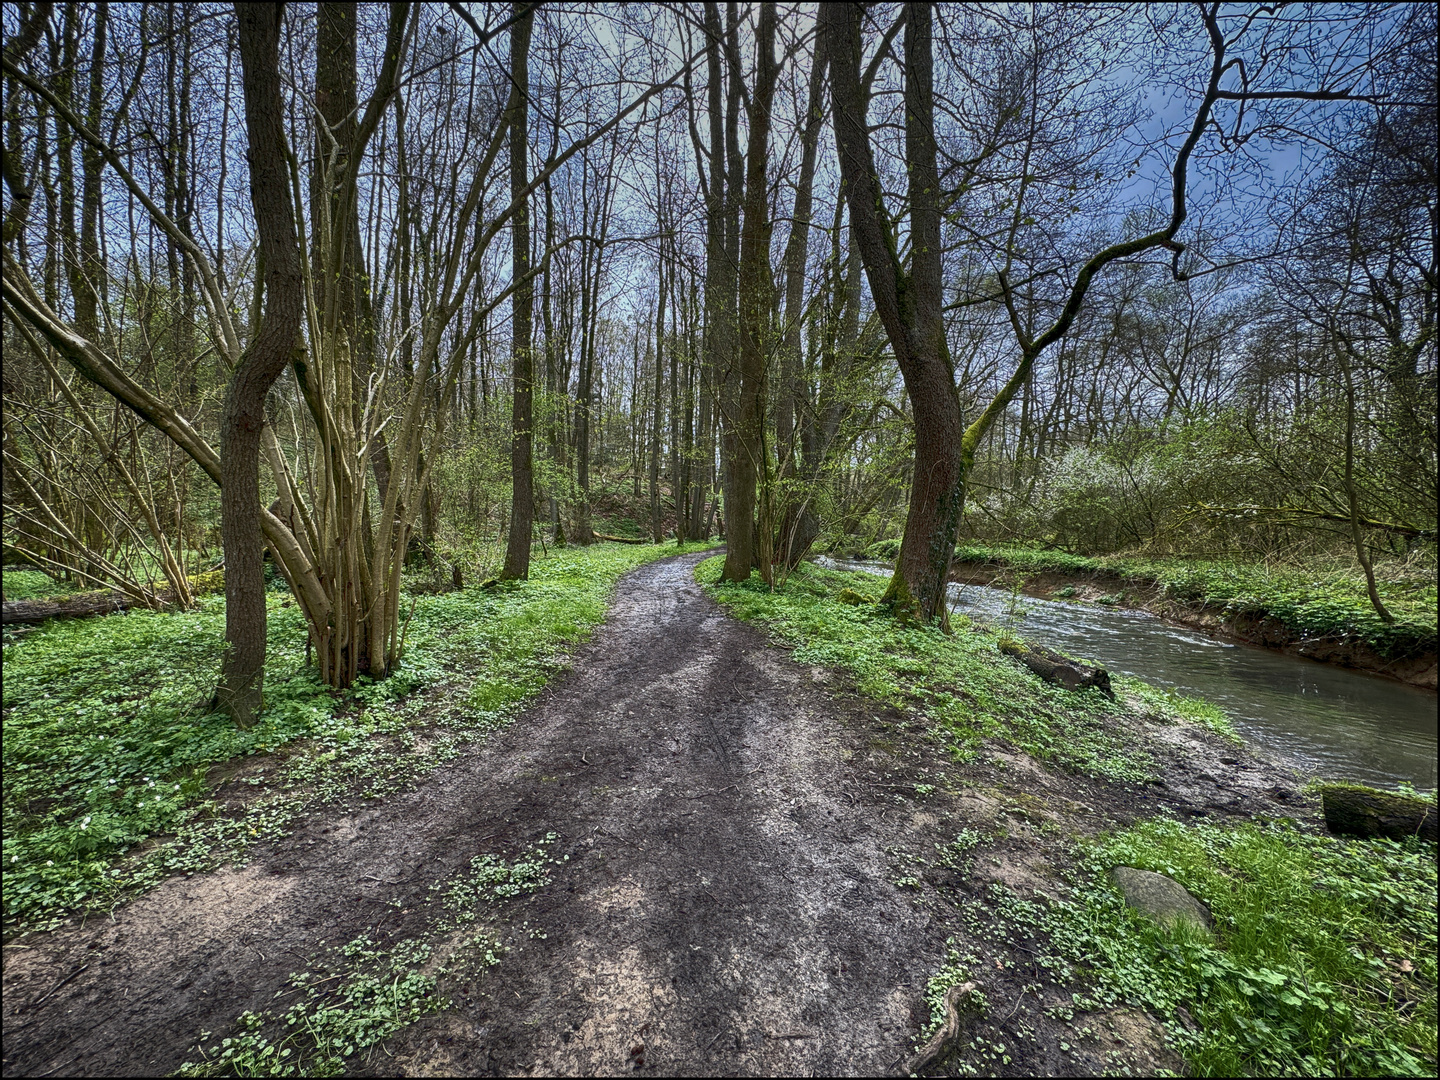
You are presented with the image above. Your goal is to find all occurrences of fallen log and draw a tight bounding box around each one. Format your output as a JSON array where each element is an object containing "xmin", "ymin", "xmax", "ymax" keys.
[
  {"xmin": 1319, "ymin": 782, "xmax": 1436, "ymax": 842},
  {"xmin": 3, "ymin": 590, "xmax": 137, "ymax": 624},
  {"xmin": 999, "ymin": 639, "xmax": 1115, "ymax": 699},
  {"xmin": 596, "ymin": 533, "xmax": 649, "ymax": 545},
  {"xmin": 1, "ymin": 571, "xmax": 223, "ymax": 625}
]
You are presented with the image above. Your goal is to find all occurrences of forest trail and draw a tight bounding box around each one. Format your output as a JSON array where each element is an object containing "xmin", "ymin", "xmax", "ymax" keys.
[{"xmin": 3, "ymin": 550, "xmax": 952, "ymax": 1076}]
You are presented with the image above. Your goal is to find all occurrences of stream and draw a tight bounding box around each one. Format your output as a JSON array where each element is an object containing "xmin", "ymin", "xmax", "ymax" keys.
[{"xmin": 816, "ymin": 558, "xmax": 1438, "ymax": 789}]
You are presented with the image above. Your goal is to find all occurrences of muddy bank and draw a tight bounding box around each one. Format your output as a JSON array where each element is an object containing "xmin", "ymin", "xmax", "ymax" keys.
[{"xmin": 950, "ymin": 560, "xmax": 1438, "ymax": 690}]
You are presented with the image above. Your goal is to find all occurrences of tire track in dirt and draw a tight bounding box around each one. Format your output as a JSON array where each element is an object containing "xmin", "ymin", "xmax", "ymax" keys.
[{"xmin": 3, "ymin": 550, "xmax": 948, "ymax": 1076}]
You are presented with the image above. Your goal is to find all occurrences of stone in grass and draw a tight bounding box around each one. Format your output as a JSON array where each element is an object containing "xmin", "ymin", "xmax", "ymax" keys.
[
  {"xmin": 1111, "ymin": 866, "xmax": 1213, "ymax": 937},
  {"xmin": 837, "ymin": 588, "xmax": 875, "ymax": 606}
]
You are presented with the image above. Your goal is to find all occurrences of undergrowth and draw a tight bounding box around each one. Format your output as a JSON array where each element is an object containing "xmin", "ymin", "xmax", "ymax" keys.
[
  {"xmin": 954, "ymin": 544, "xmax": 1438, "ymax": 660},
  {"xmin": 697, "ymin": 556, "xmax": 1232, "ymax": 782},
  {"xmin": 2, "ymin": 541, "xmax": 709, "ymax": 938},
  {"xmin": 954, "ymin": 818, "xmax": 1437, "ymax": 1076},
  {"xmin": 2, "ymin": 569, "xmax": 85, "ymax": 601}
]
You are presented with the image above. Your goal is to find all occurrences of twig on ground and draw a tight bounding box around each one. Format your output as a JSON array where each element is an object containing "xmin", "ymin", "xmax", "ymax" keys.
[{"xmin": 22, "ymin": 964, "xmax": 89, "ymax": 1013}]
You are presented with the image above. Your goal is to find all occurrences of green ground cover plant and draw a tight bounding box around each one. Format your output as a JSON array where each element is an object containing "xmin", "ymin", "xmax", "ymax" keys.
[
  {"xmin": 954, "ymin": 545, "xmax": 1437, "ymax": 660},
  {"xmin": 2, "ymin": 541, "xmax": 709, "ymax": 938},
  {"xmin": 2, "ymin": 569, "xmax": 85, "ymax": 601},
  {"xmin": 176, "ymin": 837, "xmax": 562, "ymax": 1077},
  {"xmin": 697, "ymin": 556, "xmax": 1233, "ymax": 782},
  {"xmin": 1038, "ymin": 818, "xmax": 1437, "ymax": 1076}
]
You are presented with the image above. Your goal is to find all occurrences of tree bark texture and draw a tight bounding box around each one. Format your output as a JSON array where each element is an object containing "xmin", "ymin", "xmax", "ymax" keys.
[
  {"xmin": 501, "ymin": 3, "xmax": 536, "ymax": 580},
  {"xmin": 691, "ymin": 2, "xmax": 729, "ymax": 542},
  {"xmin": 220, "ymin": 2, "xmax": 304, "ymax": 727},
  {"xmin": 721, "ymin": 1, "xmax": 777, "ymax": 583},
  {"xmin": 823, "ymin": 2, "xmax": 962, "ymax": 621}
]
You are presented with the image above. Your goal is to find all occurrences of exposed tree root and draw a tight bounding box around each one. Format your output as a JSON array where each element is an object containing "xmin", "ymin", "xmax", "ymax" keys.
[{"xmin": 902, "ymin": 981, "xmax": 977, "ymax": 1076}]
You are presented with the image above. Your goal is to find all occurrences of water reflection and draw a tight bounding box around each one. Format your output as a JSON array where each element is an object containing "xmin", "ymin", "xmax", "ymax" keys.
[{"xmin": 815, "ymin": 557, "xmax": 1438, "ymax": 789}]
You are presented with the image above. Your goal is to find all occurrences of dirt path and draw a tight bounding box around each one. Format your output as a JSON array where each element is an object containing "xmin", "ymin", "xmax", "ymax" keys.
[{"xmin": 4, "ymin": 551, "xmax": 959, "ymax": 1076}]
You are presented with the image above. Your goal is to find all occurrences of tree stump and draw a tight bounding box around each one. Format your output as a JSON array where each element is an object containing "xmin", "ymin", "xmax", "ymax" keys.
[
  {"xmin": 999, "ymin": 639, "xmax": 1115, "ymax": 699},
  {"xmin": 1319, "ymin": 783, "xmax": 1436, "ymax": 842}
]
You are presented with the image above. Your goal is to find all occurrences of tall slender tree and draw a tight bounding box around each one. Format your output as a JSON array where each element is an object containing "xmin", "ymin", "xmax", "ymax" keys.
[
  {"xmin": 216, "ymin": 1, "xmax": 304, "ymax": 726},
  {"xmin": 501, "ymin": 2, "xmax": 537, "ymax": 579}
]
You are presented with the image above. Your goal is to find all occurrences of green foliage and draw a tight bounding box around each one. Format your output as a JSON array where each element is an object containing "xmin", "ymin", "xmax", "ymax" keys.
[
  {"xmin": 2, "ymin": 569, "xmax": 84, "ymax": 601},
  {"xmin": 864, "ymin": 538, "xmax": 901, "ymax": 561},
  {"xmin": 3, "ymin": 594, "xmax": 325, "ymax": 932},
  {"xmin": 698, "ymin": 556, "xmax": 1222, "ymax": 782},
  {"xmin": 437, "ymin": 833, "xmax": 560, "ymax": 919},
  {"xmin": 1041, "ymin": 818, "xmax": 1437, "ymax": 1076},
  {"xmin": 955, "ymin": 545, "xmax": 1437, "ymax": 659},
  {"xmin": 1115, "ymin": 676, "xmax": 1238, "ymax": 741},
  {"xmin": 2, "ymin": 541, "xmax": 706, "ymax": 937}
]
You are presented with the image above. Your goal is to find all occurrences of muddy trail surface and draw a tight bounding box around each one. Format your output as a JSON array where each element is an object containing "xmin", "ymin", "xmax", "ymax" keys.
[
  {"xmin": 3, "ymin": 552, "xmax": 952, "ymax": 1076},
  {"xmin": 3, "ymin": 549, "xmax": 1304, "ymax": 1078}
]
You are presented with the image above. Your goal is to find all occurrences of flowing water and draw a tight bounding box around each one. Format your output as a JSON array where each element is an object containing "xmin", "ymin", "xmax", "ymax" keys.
[{"xmin": 816, "ymin": 558, "xmax": 1438, "ymax": 789}]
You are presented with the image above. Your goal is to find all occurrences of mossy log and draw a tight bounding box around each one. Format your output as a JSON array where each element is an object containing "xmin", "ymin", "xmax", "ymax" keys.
[
  {"xmin": 1000, "ymin": 639, "xmax": 1115, "ymax": 699},
  {"xmin": 596, "ymin": 533, "xmax": 648, "ymax": 545},
  {"xmin": 3, "ymin": 590, "xmax": 136, "ymax": 623},
  {"xmin": 1319, "ymin": 783, "xmax": 1436, "ymax": 842},
  {"xmin": 1, "ymin": 571, "xmax": 223, "ymax": 625}
]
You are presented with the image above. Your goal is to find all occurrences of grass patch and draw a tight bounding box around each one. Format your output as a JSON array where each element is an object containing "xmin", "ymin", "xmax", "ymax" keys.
[
  {"xmin": 1041, "ymin": 818, "xmax": 1437, "ymax": 1076},
  {"xmin": 954, "ymin": 544, "xmax": 1437, "ymax": 661},
  {"xmin": 3, "ymin": 541, "xmax": 709, "ymax": 938},
  {"xmin": 697, "ymin": 556, "xmax": 1228, "ymax": 781}
]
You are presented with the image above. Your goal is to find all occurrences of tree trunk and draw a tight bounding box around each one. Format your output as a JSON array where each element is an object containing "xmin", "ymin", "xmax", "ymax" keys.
[
  {"xmin": 773, "ymin": 29, "xmax": 826, "ymax": 572},
  {"xmin": 823, "ymin": 2, "xmax": 961, "ymax": 621},
  {"xmin": 721, "ymin": 1, "xmax": 778, "ymax": 583},
  {"xmin": 691, "ymin": 2, "xmax": 728, "ymax": 542},
  {"xmin": 999, "ymin": 639, "xmax": 1115, "ymax": 699},
  {"xmin": 218, "ymin": 2, "xmax": 304, "ymax": 727},
  {"xmin": 650, "ymin": 258, "xmax": 665, "ymax": 543},
  {"xmin": 670, "ymin": 268, "xmax": 685, "ymax": 542},
  {"xmin": 501, "ymin": 3, "xmax": 536, "ymax": 580}
]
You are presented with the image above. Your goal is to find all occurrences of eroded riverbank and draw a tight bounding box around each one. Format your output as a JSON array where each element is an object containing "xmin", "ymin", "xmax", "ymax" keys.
[{"xmin": 949, "ymin": 559, "xmax": 1437, "ymax": 689}]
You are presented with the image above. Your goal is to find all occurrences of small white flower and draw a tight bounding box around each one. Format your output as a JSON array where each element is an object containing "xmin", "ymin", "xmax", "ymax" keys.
[
  {"xmin": 10, "ymin": 855, "xmax": 17, "ymax": 863},
  {"xmin": 46, "ymin": 860, "xmax": 53, "ymax": 866}
]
